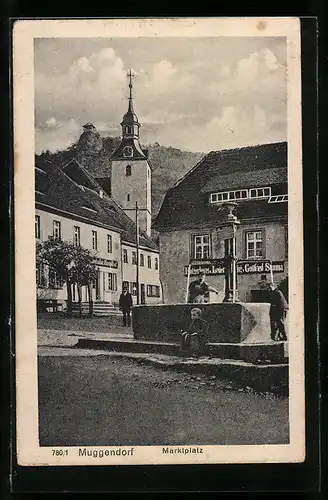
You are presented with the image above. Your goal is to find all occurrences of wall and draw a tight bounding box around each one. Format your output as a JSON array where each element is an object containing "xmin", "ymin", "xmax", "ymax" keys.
[
  {"xmin": 111, "ymin": 159, "xmax": 151, "ymax": 235},
  {"xmin": 132, "ymin": 302, "xmax": 272, "ymax": 343},
  {"xmin": 158, "ymin": 221, "xmax": 288, "ymax": 304},
  {"xmin": 122, "ymin": 243, "xmax": 161, "ymax": 304}
]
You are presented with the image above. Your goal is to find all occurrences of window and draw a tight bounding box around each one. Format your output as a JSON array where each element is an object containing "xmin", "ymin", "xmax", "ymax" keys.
[
  {"xmin": 194, "ymin": 234, "xmax": 210, "ymax": 260},
  {"xmin": 147, "ymin": 285, "xmax": 160, "ymax": 297},
  {"xmin": 53, "ymin": 220, "xmax": 61, "ymax": 240},
  {"xmin": 131, "ymin": 282, "xmax": 137, "ymax": 295},
  {"xmin": 107, "ymin": 234, "xmax": 112, "ymax": 253},
  {"xmin": 224, "ymin": 238, "xmax": 233, "ymax": 256},
  {"xmin": 132, "ymin": 251, "xmax": 137, "ymax": 265},
  {"xmin": 236, "ymin": 190, "xmax": 248, "ymax": 199},
  {"xmin": 126, "ymin": 165, "xmax": 132, "ymax": 176},
  {"xmin": 210, "ymin": 188, "xmax": 268, "ymax": 204},
  {"xmin": 123, "ymin": 248, "xmax": 128, "ymax": 263},
  {"xmin": 154, "ymin": 257, "xmax": 158, "ymax": 270},
  {"xmin": 127, "ymin": 194, "xmax": 130, "ymax": 202},
  {"xmin": 92, "ymin": 230, "xmax": 98, "ymax": 251},
  {"xmin": 107, "ymin": 273, "xmax": 117, "ymax": 291},
  {"xmin": 147, "ymin": 256, "xmax": 152, "ymax": 268},
  {"xmin": 49, "ymin": 268, "xmax": 63, "ymax": 289},
  {"xmin": 125, "ymin": 125, "xmax": 133, "ymax": 135},
  {"xmin": 35, "ymin": 215, "xmax": 40, "ymax": 239},
  {"xmin": 268, "ymin": 194, "xmax": 288, "ymax": 203},
  {"xmin": 246, "ymin": 231, "xmax": 263, "ymax": 259},
  {"xmin": 140, "ymin": 254, "xmax": 144, "ymax": 266},
  {"xmin": 73, "ymin": 226, "xmax": 80, "ymax": 246},
  {"xmin": 249, "ymin": 187, "xmax": 271, "ymax": 199},
  {"xmin": 123, "ymin": 146, "xmax": 133, "ymax": 157}
]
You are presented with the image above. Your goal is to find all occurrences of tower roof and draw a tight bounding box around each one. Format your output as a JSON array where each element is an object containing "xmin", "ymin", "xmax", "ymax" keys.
[
  {"xmin": 111, "ymin": 69, "xmax": 147, "ymax": 160},
  {"xmin": 121, "ymin": 69, "xmax": 139, "ymax": 125}
]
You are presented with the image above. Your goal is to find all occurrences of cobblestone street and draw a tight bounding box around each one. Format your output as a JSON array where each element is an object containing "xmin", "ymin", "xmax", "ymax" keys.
[{"xmin": 38, "ymin": 348, "xmax": 289, "ymax": 447}]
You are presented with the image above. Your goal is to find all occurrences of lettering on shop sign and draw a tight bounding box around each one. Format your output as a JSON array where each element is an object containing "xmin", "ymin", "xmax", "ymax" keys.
[
  {"xmin": 183, "ymin": 260, "xmax": 284, "ymax": 276},
  {"xmin": 94, "ymin": 258, "xmax": 118, "ymax": 269}
]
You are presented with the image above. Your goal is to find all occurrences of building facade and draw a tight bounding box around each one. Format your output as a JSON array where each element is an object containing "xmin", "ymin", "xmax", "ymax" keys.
[
  {"xmin": 154, "ymin": 142, "xmax": 288, "ymax": 304},
  {"xmin": 35, "ymin": 157, "xmax": 161, "ymax": 307}
]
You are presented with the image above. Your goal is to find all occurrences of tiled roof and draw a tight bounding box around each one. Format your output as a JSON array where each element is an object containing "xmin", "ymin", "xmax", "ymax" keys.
[
  {"xmin": 154, "ymin": 142, "xmax": 288, "ymax": 230},
  {"xmin": 201, "ymin": 167, "xmax": 287, "ymax": 193},
  {"xmin": 76, "ymin": 151, "xmax": 111, "ymax": 179},
  {"xmin": 35, "ymin": 157, "xmax": 158, "ymax": 251},
  {"xmin": 62, "ymin": 159, "xmax": 104, "ymax": 192}
]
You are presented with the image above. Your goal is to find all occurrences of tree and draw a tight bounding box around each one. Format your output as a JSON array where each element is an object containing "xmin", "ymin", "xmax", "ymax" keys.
[{"xmin": 36, "ymin": 238, "xmax": 98, "ymax": 317}]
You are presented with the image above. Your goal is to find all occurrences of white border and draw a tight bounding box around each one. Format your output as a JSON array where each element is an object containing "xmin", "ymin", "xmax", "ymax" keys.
[{"xmin": 13, "ymin": 17, "xmax": 304, "ymax": 466}]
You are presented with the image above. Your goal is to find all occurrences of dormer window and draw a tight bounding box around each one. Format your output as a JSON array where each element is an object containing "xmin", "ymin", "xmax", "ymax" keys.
[
  {"xmin": 210, "ymin": 187, "xmax": 271, "ymax": 204},
  {"xmin": 123, "ymin": 146, "xmax": 133, "ymax": 158},
  {"xmin": 249, "ymin": 187, "xmax": 270, "ymax": 198},
  {"xmin": 126, "ymin": 165, "xmax": 132, "ymax": 176}
]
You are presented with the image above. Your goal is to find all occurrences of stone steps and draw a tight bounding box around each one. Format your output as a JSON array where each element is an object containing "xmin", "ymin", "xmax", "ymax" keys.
[
  {"xmin": 75, "ymin": 337, "xmax": 288, "ymax": 364},
  {"xmin": 71, "ymin": 302, "xmax": 121, "ymax": 317},
  {"xmin": 74, "ymin": 338, "xmax": 288, "ymax": 395}
]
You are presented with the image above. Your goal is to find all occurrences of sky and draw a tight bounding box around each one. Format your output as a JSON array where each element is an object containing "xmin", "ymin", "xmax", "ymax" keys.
[{"xmin": 34, "ymin": 37, "xmax": 287, "ymax": 153}]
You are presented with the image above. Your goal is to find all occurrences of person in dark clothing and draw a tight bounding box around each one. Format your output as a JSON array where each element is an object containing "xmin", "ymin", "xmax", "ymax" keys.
[
  {"xmin": 119, "ymin": 286, "xmax": 133, "ymax": 327},
  {"xmin": 188, "ymin": 273, "xmax": 219, "ymax": 303},
  {"xmin": 180, "ymin": 307, "xmax": 209, "ymax": 357},
  {"xmin": 268, "ymin": 282, "xmax": 288, "ymax": 341}
]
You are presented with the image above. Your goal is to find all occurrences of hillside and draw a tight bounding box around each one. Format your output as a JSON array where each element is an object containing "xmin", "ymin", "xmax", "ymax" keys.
[{"xmin": 36, "ymin": 133, "xmax": 204, "ymax": 218}]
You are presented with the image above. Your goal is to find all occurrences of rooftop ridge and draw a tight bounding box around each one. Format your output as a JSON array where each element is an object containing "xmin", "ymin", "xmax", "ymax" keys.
[
  {"xmin": 210, "ymin": 140, "xmax": 286, "ymax": 155},
  {"xmin": 35, "ymin": 158, "xmax": 158, "ymax": 251}
]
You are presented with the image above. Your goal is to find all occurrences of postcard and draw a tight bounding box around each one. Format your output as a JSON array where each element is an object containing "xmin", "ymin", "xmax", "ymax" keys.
[{"xmin": 13, "ymin": 17, "xmax": 304, "ymax": 466}]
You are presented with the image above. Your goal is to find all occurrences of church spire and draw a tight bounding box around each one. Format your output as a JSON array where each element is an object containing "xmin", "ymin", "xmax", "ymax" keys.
[
  {"xmin": 127, "ymin": 69, "xmax": 134, "ymax": 113},
  {"xmin": 121, "ymin": 69, "xmax": 140, "ymax": 139}
]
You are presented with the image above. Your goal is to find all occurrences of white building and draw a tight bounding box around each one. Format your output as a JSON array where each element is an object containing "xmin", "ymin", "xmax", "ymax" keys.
[{"xmin": 35, "ymin": 156, "xmax": 160, "ymax": 307}]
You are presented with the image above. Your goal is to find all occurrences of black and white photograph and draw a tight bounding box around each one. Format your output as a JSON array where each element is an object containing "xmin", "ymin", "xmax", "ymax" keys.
[{"xmin": 13, "ymin": 18, "xmax": 304, "ymax": 465}]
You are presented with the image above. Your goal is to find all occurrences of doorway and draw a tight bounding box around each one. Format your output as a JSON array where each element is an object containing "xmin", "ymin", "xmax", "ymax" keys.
[
  {"xmin": 140, "ymin": 283, "xmax": 146, "ymax": 304},
  {"xmin": 96, "ymin": 272, "xmax": 101, "ymax": 301}
]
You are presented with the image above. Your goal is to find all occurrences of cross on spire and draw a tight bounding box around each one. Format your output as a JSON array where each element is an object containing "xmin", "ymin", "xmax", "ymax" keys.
[{"xmin": 127, "ymin": 69, "xmax": 135, "ymax": 100}]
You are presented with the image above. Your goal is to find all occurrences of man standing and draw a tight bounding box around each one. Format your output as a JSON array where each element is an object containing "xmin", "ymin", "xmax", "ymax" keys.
[
  {"xmin": 119, "ymin": 285, "xmax": 133, "ymax": 327},
  {"xmin": 188, "ymin": 272, "xmax": 219, "ymax": 303},
  {"xmin": 268, "ymin": 282, "xmax": 288, "ymax": 341}
]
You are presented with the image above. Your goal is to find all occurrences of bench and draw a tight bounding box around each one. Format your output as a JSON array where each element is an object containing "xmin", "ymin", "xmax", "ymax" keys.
[{"xmin": 37, "ymin": 299, "xmax": 61, "ymax": 313}]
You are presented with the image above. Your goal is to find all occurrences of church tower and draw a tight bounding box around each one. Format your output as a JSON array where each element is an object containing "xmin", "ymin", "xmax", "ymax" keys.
[{"xmin": 110, "ymin": 70, "xmax": 152, "ymax": 236}]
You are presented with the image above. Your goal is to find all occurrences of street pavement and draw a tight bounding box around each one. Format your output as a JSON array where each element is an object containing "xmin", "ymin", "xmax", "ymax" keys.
[
  {"xmin": 37, "ymin": 318, "xmax": 289, "ymax": 447},
  {"xmin": 38, "ymin": 352, "xmax": 289, "ymax": 447}
]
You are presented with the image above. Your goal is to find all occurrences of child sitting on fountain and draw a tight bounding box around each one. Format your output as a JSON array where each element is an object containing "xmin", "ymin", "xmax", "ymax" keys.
[{"xmin": 180, "ymin": 307, "xmax": 209, "ymax": 358}]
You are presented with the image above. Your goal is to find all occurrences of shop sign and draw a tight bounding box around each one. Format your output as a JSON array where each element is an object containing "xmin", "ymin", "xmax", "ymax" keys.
[
  {"xmin": 183, "ymin": 259, "xmax": 284, "ymax": 276},
  {"xmin": 94, "ymin": 257, "xmax": 118, "ymax": 269},
  {"xmin": 237, "ymin": 260, "xmax": 284, "ymax": 274}
]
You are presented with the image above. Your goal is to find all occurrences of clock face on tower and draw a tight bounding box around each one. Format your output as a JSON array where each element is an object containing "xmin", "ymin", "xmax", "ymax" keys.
[{"xmin": 123, "ymin": 146, "xmax": 133, "ymax": 158}]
